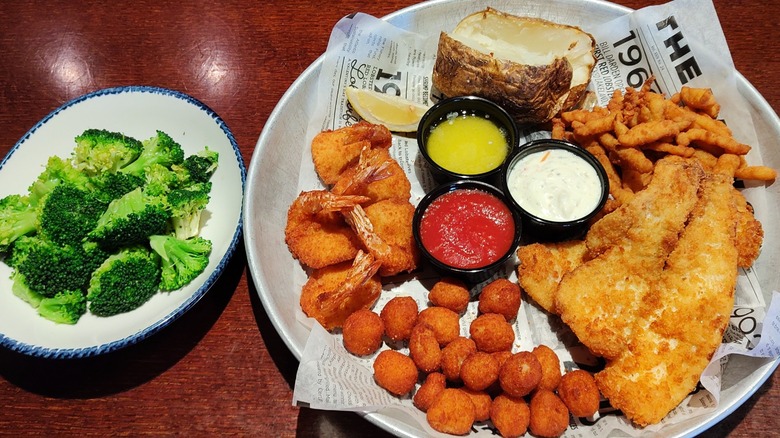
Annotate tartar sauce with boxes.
[506,148,602,222]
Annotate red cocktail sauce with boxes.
[419,188,515,270]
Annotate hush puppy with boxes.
[460,351,500,391]
[409,323,442,373]
[342,309,384,356]
[417,306,461,346]
[413,372,447,412]
[426,388,476,435]
[380,296,419,342]
[531,344,562,391]
[429,277,471,314]
[478,278,521,321]
[490,394,530,438]
[373,350,418,396]
[529,389,570,437]
[558,369,600,418]
[469,313,515,353]
[440,337,477,382]
[499,351,542,398]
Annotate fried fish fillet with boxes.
[596,171,738,426]
[555,156,704,360]
[516,240,588,314]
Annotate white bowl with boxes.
[0,86,245,359]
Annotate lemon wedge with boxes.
[345,87,429,133]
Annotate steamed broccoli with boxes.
[149,234,212,291]
[90,171,145,204]
[10,235,108,298]
[39,183,106,245]
[27,156,91,204]
[172,147,219,185]
[73,129,143,175]
[38,290,87,324]
[120,130,185,178]
[167,182,211,239]
[143,163,179,196]
[0,194,39,253]
[88,187,171,248]
[87,246,161,316]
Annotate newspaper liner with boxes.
[291,0,780,436]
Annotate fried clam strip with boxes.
[284,190,369,269]
[311,121,392,185]
[596,171,738,426]
[555,156,704,360]
[299,250,383,330]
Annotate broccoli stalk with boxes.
[73,129,143,175]
[88,187,171,248]
[120,130,185,178]
[87,246,161,317]
[149,234,212,291]
[38,290,87,324]
[167,182,211,240]
[0,194,39,253]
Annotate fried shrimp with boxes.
[345,201,419,277]
[300,251,382,330]
[311,121,392,185]
[332,146,411,203]
[285,190,369,269]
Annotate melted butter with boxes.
[426,113,508,175]
[507,148,602,222]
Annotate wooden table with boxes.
[0,1,777,436]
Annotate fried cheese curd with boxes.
[490,394,531,438]
[409,323,443,373]
[529,389,570,438]
[461,387,492,422]
[380,296,419,342]
[499,351,542,398]
[426,388,476,435]
[558,369,600,418]
[413,372,447,412]
[531,344,562,391]
[460,351,500,391]
[417,306,461,346]
[477,278,522,321]
[429,277,472,314]
[469,313,515,353]
[440,336,478,382]
[342,309,385,356]
[372,350,418,396]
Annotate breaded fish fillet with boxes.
[555,156,704,360]
[596,171,738,426]
[516,240,588,314]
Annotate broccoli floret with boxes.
[11,270,44,308]
[72,129,143,175]
[90,172,145,204]
[10,235,107,298]
[28,156,91,203]
[88,187,171,248]
[167,182,211,239]
[172,147,219,185]
[143,163,179,196]
[149,234,212,291]
[87,246,161,316]
[120,130,185,178]
[38,290,87,324]
[0,194,39,253]
[39,183,106,245]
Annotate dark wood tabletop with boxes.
[1,1,777,436]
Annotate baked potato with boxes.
[432,8,596,125]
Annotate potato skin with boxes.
[433,31,573,125]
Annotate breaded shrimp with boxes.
[299,250,382,330]
[285,190,369,269]
[332,146,411,203]
[344,201,419,277]
[311,121,392,185]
